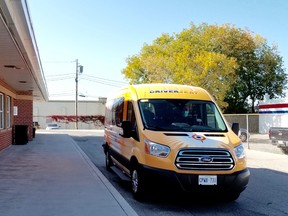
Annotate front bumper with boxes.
[141,165,250,194]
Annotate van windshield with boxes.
[139,99,227,132]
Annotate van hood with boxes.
[144,131,237,150]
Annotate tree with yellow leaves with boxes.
[122,23,287,112]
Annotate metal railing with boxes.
[224,114,288,155]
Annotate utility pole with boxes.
[75,59,83,129]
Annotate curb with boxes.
[71,138,138,216]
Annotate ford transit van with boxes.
[103,84,249,200]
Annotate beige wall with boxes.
[224,114,259,133]
[33,100,106,129]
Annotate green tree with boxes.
[122,23,287,112]
[224,36,287,113]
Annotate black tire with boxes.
[131,165,145,200]
[105,150,113,171]
[239,132,247,142]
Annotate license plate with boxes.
[198,175,217,185]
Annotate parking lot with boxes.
[244,133,286,155]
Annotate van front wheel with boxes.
[131,167,145,199]
[105,151,113,171]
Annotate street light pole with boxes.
[74,59,83,129]
[75,59,79,129]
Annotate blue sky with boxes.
[28,0,288,100]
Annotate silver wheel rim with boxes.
[240,134,247,142]
[106,153,110,167]
[132,170,138,193]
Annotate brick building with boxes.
[0,1,48,150]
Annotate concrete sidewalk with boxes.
[246,149,288,173]
[0,133,138,216]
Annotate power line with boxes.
[48,90,75,97]
[80,77,125,87]
[49,93,74,97]
[80,74,128,87]
[46,73,128,86]
[42,61,72,64]
[46,76,75,81]
[82,74,128,84]
[46,73,74,77]
[45,73,128,87]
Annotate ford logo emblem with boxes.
[200,157,213,162]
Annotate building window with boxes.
[0,94,3,129]
[6,96,11,128]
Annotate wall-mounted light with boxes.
[4,65,24,70]
[13,106,18,116]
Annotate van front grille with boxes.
[175,148,234,171]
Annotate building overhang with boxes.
[0,0,48,101]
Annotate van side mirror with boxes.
[231,123,240,136]
[121,121,132,138]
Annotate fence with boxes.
[224,114,288,155]
[34,113,287,155]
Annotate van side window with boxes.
[127,101,136,126]
[106,97,124,126]
[127,101,139,141]
[113,97,124,126]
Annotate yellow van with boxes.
[103,84,249,200]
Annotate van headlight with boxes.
[234,144,246,159]
[144,139,170,158]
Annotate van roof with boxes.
[126,84,213,101]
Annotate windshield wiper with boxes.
[144,125,166,131]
